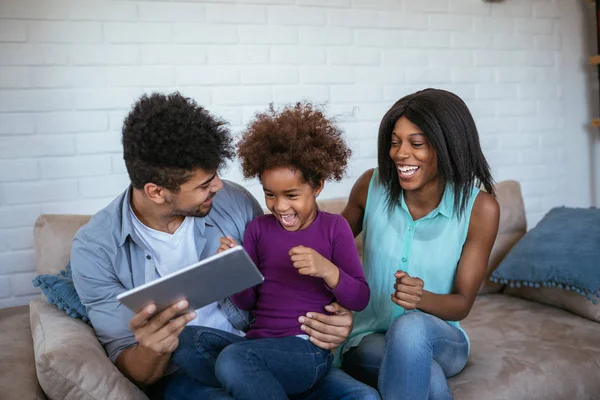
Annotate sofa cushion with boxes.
[29,299,147,400]
[490,207,600,301]
[450,294,600,400]
[0,305,46,400]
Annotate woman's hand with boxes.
[391,270,424,310]
[217,236,237,253]
[299,302,353,350]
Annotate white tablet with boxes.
[116,246,264,314]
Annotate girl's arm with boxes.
[395,192,500,321]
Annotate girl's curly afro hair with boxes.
[237,102,352,188]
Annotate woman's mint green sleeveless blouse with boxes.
[341,168,480,356]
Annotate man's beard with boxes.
[170,193,215,218]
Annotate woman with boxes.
[340,88,500,400]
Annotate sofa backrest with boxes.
[33,180,526,294]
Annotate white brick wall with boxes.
[0,0,597,308]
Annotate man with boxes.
[71,92,379,399]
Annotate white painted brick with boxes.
[357,139,377,158]
[30,67,72,88]
[403,31,450,48]
[177,66,240,86]
[108,110,129,132]
[491,3,532,18]
[206,4,266,24]
[496,100,536,117]
[41,197,113,215]
[515,19,554,35]
[209,46,269,64]
[139,2,206,22]
[473,17,515,34]
[465,100,496,118]
[338,121,379,140]
[453,68,493,83]
[495,67,536,83]
[519,117,563,132]
[4,180,78,204]
[406,0,449,13]
[406,68,452,84]
[299,27,353,45]
[493,35,534,51]
[429,15,472,32]
[272,85,330,104]
[0,205,41,229]
[433,84,477,101]
[383,84,430,102]
[536,99,562,117]
[350,0,401,9]
[0,20,27,42]
[142,45,207,65]
[533,1,559,19]
[477,133,499,151]
[34,111,107,134]
[171,88,211,109]
[299,66,354,84]
[0,0,68,20]
[475,51,554,67]
[11,272,39,296]
[79,174,131,198]
[6,227,34,251]
[429,49,472,67]
[71,45,140,66]
[0,67,31,88]
[106,66,175,87]
[72,88,144,110]
[521,178,560,196]
[539,132,562,147]
[211,108,244,127]
[112,155,127,175]
[105,23,173,44]
[239,26,297,44]
[483,149,519,167]
[0,114,35,135]
[379,12,429,29]
[519,84,557,100]
[450,0,491,16]
[0,276,10,298]
[39,155,112,179]
[297,0,350,6]
[328,48,379,65]
[476,84,517,100]
[76,132,122,154]
[477,117,519,135]
[354,30,403,47]
[270,47,326,65]
[69,1,138,21]
[268,7,326,25]
[212,87,273,106]
[0,89,72,112]
[28,21,102,43]
[499,133,539,150]
[451,33,492,49]
[355,67,405,84]
[0,160,38,182]
[381,49,428,66]
[330,85,383,103]
[535,35,560,51]
[0,44,68,65]
[328,9,378,27]
[0,250,36,274]
[0,135,75,158]
[241,67,298,84]
[347,103,391,121]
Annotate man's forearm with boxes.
[115,345,171,386]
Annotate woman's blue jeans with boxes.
[342,312,468,400]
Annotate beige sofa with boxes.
[2,180,600,400]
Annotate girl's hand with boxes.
[217,236,237,254]
[392,270,424,310]
[289,246,340,288]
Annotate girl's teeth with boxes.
[281,214,296,226]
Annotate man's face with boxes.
[165,169,223,218]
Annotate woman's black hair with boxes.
[377,88,494,216]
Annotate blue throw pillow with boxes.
[490,207,600,304]
[32,262,90,324]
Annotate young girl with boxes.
[189,102,370,400]
[339,88,500,400]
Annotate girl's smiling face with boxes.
[260,167,323,232]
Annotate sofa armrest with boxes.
[29,299,147,400]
